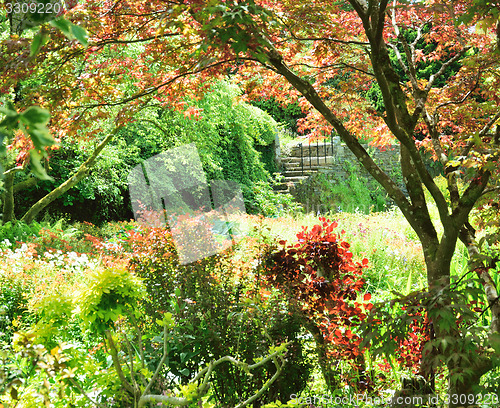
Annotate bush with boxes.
[263,217,372,391]
[15,80,280,224]
[251,97,306,133]
[252,176,303,217]
[127,225,312,406]
[293,165,389,214]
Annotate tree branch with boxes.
[260,44,446,244]
[481,186,500,197]
[13,176,37,194]
[453,170,491,230]
[424,47,470,94]
[76,59,236,109]
[94,32,181,47]
[20,126,122,223]
[285,34,369,47]
[138,343,290,408]
[141,319,169,397]
[460,111,500,158]
[2,165,25,177]
[105,330,135,395]
[68,378,107,408]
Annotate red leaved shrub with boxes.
[263,217,372,389]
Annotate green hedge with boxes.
[15,81,280,223]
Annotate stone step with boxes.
[290,143,341,156]
[282,175,309,183]
[282,170,317,177]
[282,156,336,165]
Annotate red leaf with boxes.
[312,224,322,235]
[362,258,368,266]
[363,293,371,301]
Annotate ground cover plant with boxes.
[1,198,498,406]
[1,0,500,405]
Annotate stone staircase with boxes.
[274,141,338,194]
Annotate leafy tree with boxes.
[12,81,278,223]
[251,97,306,133]
[1,0,499,401]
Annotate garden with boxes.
[1,1,500,407]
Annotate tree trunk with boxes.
[460,227,500,334]
[423,239,496,407]
[20,129,118,224]
[302,317,340,393]
[2,169,15,223]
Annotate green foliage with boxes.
[366,24,462,114]
[201,0,275,60]
[187,81,276,197]
[251,97,306,133]
[0,103,55,180]
[16,80,279,223]
[294,164,389,215]
[15,139,134,224]
[0,220,42,244]
[361,275,495,391]
[0,331,85,407]
[2,203,493,405]
[76,266,146,333]
[252,175,303,217]
[0,277,28,343]
[49,17,88,47]
[127,226,312,406]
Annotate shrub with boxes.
[263,217,372,391]
[294,166,389,215]
[0,221,42,247]
[76,265,146,334]
[252,176,303,217]
[127,225,312,406]
[251,97,306,133]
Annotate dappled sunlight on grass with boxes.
[231,209,428,297]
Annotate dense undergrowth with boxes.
[1,203,499,407]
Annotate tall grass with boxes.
[232,201,472,303]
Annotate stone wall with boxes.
[320,142,402,183]
[288,141,405,213]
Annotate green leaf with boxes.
[50,17,88,46]
[50,17,73,38]
[20,106,50,126]
[0,107,19,129]
[231,40,248,54]
[70,24,89,47]
[30,150,53,181]
[30,31,49,57]
[179,368,190,376]
[27,126,55,151]
[0,129,7,156]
